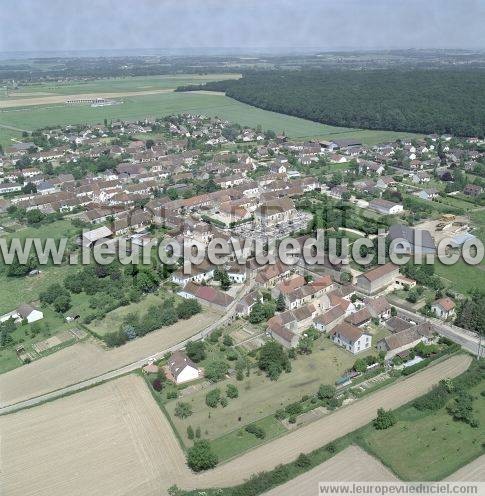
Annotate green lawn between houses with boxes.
[357,380,485,481]
[164,337,366,446]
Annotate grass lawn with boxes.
[209,415,288,462]
[87,291,179,336]
[357,382,485,480]
[164,338,359,442]
[435,258,485,294]
[4,219,80,241]
[0,126,23,148]
[0,91,421,145]
[0,264,76,314]
[0,305,76,374]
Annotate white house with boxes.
[330,322,372,354]
[167,351,201,384]
[431,297,456,320]
[0,304,44,324]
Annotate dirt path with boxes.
[1,355,470,496]
[0,89,179,108]
[0,310,219,407]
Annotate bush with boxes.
[245,424,266,439]
[206,388,221,408]
[374,408,397,430]
[152,378,164,392]
[104,330,128,347]
[187,425,194,440]
[186,440,218,472]
[166,389,178,399]
[413,383,450,411]
[220,396,228,408]
[285,402,303,416]
[174,402,192,419]
[317,384,336,400]
[295,453,311,468]
[223,334,234,346]
[226,384,239,399]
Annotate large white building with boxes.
[331,322,371,354]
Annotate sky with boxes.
[1,0,485,54]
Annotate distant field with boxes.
[0,91,421,147]
[0,73,241,100]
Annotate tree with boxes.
[204,361,228,382]
[22,182,37,194]
[353,358,368,373]
[64,273,83,293]
[226,384,239,399]
[187,425,194,440]
[205,388,221,408]
[276,293,286,312]
[249,302,275,324]
[258,341,291,380]
[185,341,206,362]
[214,268,231,291]
[374,408,397,430]
[25,209,45,225]
[176,299,201,319]
[186,440,218,472]
[317,384,336,400]
[53,294,72,313]
[222,334,234,347]
[174,402,192,419]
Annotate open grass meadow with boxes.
[87,291,179,336]
[209,415,288,462]
[164,337,359,445]
[356,381,485,481]
[0,90,422,147]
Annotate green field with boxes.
[164,338,359,443]
[0,73,241,99]
[0,90,422,148]
[209,415,288,461]
[358,381,485,480]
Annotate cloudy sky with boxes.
[1,0,484,54]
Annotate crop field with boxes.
[0,90,421,148]
[263,446,398,496]
[358,381,485,481]
[0,374,187,496]
[164,339,365,443]
[0,355,471,496]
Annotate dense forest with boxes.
[177,69,485,136]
